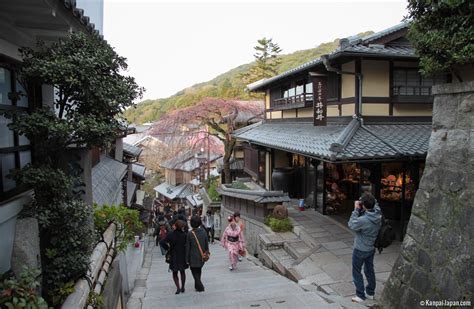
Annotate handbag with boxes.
[165,250,171,264]
[238,248,246,257]
[191,230,210,262]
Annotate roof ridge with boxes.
[361,21,409,44]
[360,125,404,155]
[329,118,360,153]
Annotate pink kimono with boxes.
[221,224,245,269]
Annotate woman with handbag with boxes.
[160,219,188,294]
[221,216,245,271]
[186,215,210,292]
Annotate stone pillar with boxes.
[382,82,474,307]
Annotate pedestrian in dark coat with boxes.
[160,219,188,294]
[186,215,209,292]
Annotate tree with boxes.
[3,32,143,304]
[241,37,282,84]
[154,98,264,184]
[407,0,473,79]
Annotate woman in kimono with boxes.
[221,216,245,271]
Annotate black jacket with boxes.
[160,229,188,271]
[186,227,209,268]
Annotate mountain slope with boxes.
[124,31,373,124]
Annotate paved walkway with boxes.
[127,242,338,309]
[287,203,400,303]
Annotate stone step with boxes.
[131,244,331,309]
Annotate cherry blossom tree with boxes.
[151,98,264,184]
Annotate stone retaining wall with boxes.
[382,82,474,307]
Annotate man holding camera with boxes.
[348,192,382,303]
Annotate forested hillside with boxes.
[124,31,373,124]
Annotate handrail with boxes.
[272,93,313,107]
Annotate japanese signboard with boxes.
[311,73,327,126]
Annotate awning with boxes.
[154,182,193,200]
[186,193,204,207]
[234,119,431,162]
[123,142,142,158]
[132,163,146,180]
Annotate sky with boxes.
[103,0,408,101]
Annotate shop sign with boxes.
[311,73,327,126]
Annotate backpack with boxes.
[374,213,395,254]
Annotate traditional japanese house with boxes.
[0,0,103,273]
[154,150,222,211]
[235,22,456,238]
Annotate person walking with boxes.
[221,216,245,271]
[160,219,188,294]
[186,216,209,292]
[154,215,171,255]
[202,210,215,244]
[233,212,246,261]
[347,193,382,303]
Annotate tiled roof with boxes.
[92,156,127,206]
[154,182,193,200]
[235,121,431,161]
[216,157,244,171]
[132,163,146,178]
[123,143,142,158]
[342,45,415,57]
[235,122,345,159]
[217,186,290,204]
[62,0,102,38]
[161,151,222,172]
[248,23,414,91]
[361,22,409,44]
[126,181,137,206]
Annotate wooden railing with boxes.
[272,93,313,109]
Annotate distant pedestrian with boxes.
[186,216,209,292]
[347,193,382,303]
[221,216,245,271]
[202,210,215,244]
[153,215,171,255]
[233,212,246,260]
[160,219,188,294]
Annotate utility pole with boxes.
[207,125,210,186]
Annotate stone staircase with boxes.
[257,209,378,308]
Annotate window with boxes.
[327,72,339,101]
[0,67,31,200]
[393,68,447,96]
[243,146,258,178]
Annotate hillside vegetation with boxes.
[124,31,373,124]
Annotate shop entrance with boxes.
[322,160,424,240]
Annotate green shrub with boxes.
[264,215,293,233]
[207,178,221,202]
[0,267,49,309]
[231,180,250,190]
[94,204,144,253]
[44,200,95,304]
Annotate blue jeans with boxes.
[352,248,375,299]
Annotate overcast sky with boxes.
[104,0,408,101]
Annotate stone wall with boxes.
[382,82,474,307]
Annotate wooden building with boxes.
[234,23,466,239]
